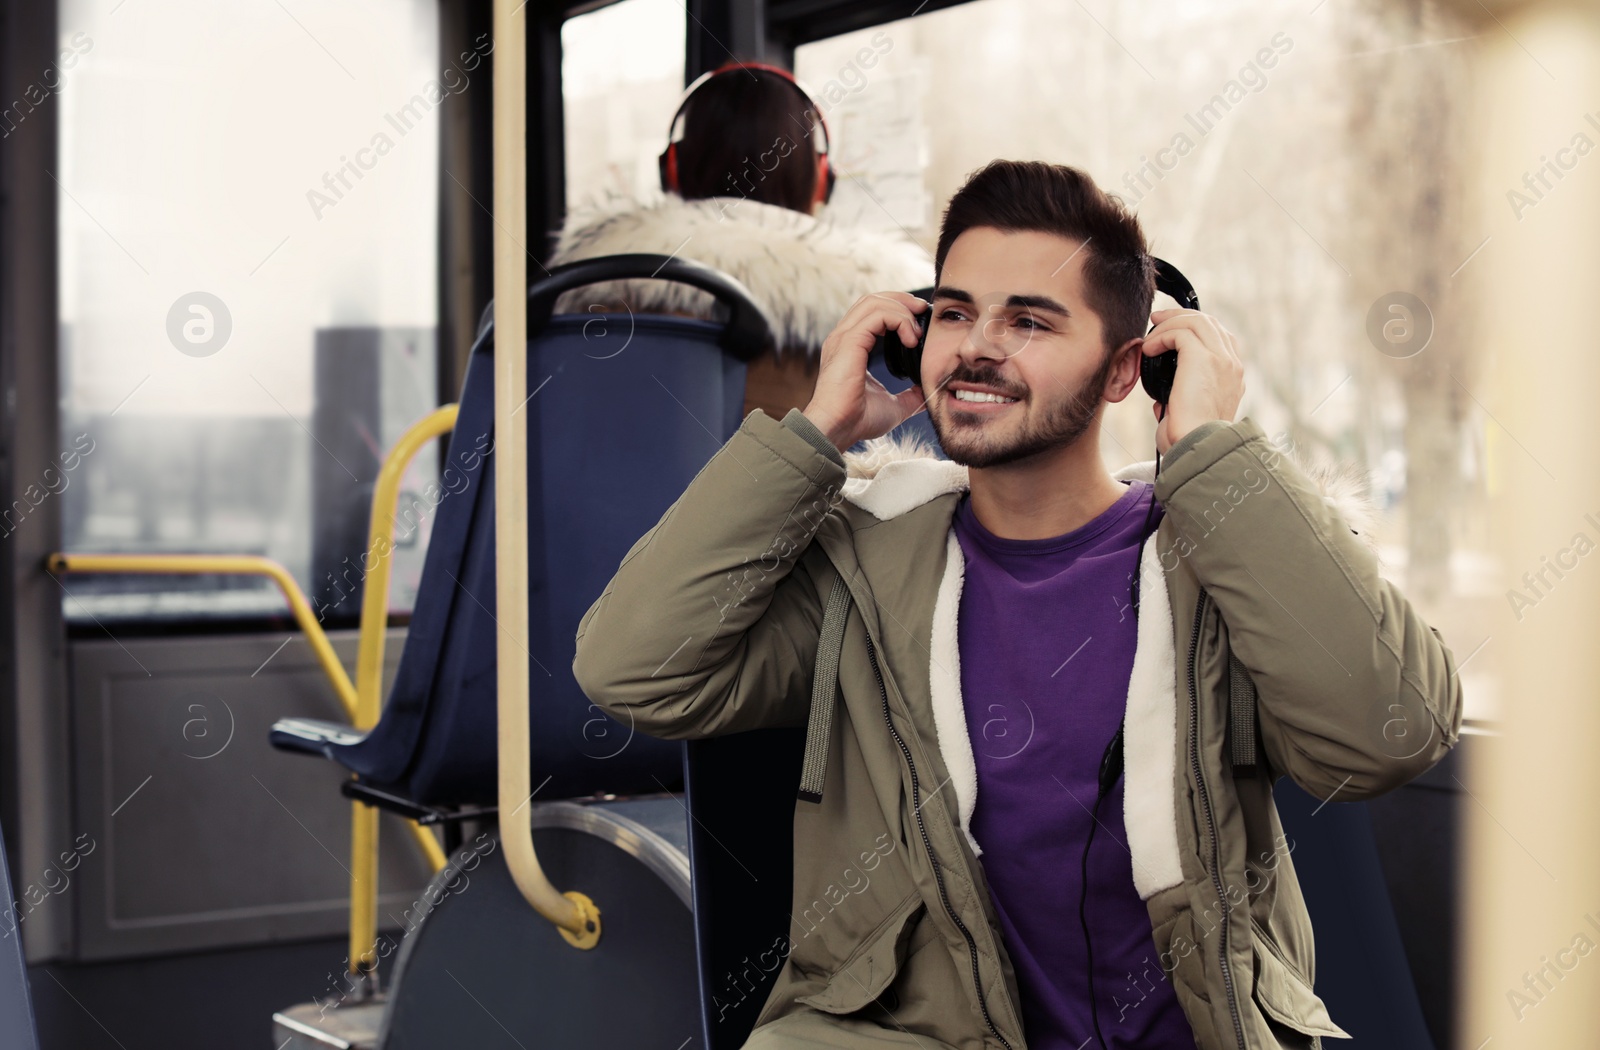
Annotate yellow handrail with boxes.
[492,0,600,948]
[347,403,458,972]
[47,553,359,718]
[48,403,463,973]
[45,552,447,823]
[356,405,459,728]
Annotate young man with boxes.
[573,160,1461,1050]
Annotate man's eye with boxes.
[937,309,967,323]
[1016,316,1045,330]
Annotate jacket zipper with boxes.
[865,632,1014,1050]
[1189,591,1246,1050]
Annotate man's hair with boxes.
[934,160,1156,353]
[674,68,820,214]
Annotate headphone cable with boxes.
[1082,421,1163,1050]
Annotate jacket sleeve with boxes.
[572,407,849,739]
[1152,417,1463,800]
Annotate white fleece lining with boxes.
[926,525,1184,889]
[834,430,1370,902]
[842,458,970,521]
[1124,534,1185,899]
[927,529,982,856]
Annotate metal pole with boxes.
[491,0,599,948]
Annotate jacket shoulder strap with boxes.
[799,572,853,803]
[1228,649,1259,777]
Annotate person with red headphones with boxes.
[548,60,932,421]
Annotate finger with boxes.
[838,293,917,334]
[887,309,922,348]
[828,302,919,361]
[1198,314,1237,364]
[1145,318,1235,367]
[1148,311,1218,342]
[1144,314,1209,351]
[851,295,921,327]
[864,290,930,318]
[1223,327,1242,365]
[1157,312,1238,368]
[1140,325,1206,357]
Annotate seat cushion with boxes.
[270,717,369,758]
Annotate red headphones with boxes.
[657,61,835,209]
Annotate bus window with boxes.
[562,0,686,211]
[797,0,1493,730]
[57,0,443,625]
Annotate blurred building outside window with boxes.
[57,0,445,624]
[561,0,686,212]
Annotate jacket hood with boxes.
[838,425,1382,556]
[547,191,935,357]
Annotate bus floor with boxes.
[30,934,351,1050]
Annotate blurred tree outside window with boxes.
[799,0,1493,724]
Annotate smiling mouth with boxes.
[949,388,1021,410]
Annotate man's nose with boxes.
[979,305,1009,346]
[960,305,1015,361]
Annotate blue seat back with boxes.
[0,825,40,1050]
[684,730,803,1050]
[865,347,944,458]
[335,313,749,805]
[1274,779,1436,1048]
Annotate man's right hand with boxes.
[802,292,930,452]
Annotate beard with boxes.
[928,347,1122,469]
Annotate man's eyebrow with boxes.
[930,287,1071,317]
[1006,294,1071,316]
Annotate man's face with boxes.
[921,227,1140,469]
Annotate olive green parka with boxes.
[574,406,1462,1050]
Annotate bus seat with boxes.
[863,344,944,460]
[1274,778,1437,1050]
[270,254,774,810]
[683,729,806,1049]
[0,823,41,1050]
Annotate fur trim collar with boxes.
[547,191,934,358]
[840,428,1381,555]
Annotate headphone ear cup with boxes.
[658,144,677,194]
[818,157,835,204]
[881,310,927,383]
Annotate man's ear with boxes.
[1102,337,1146,404]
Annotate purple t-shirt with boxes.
[955,481,1197,1050]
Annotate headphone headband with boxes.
[659,61,835,207]
[666,62,830,154]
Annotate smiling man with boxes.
[574,159,1462,1049]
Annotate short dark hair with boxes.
[935,160,1156,352]
[673,67,821,214]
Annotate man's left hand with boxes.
[1142,308,1245,455]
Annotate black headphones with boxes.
[875,258,1200,408]
[657,62,836,208]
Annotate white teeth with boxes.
[953,389,1017,404]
